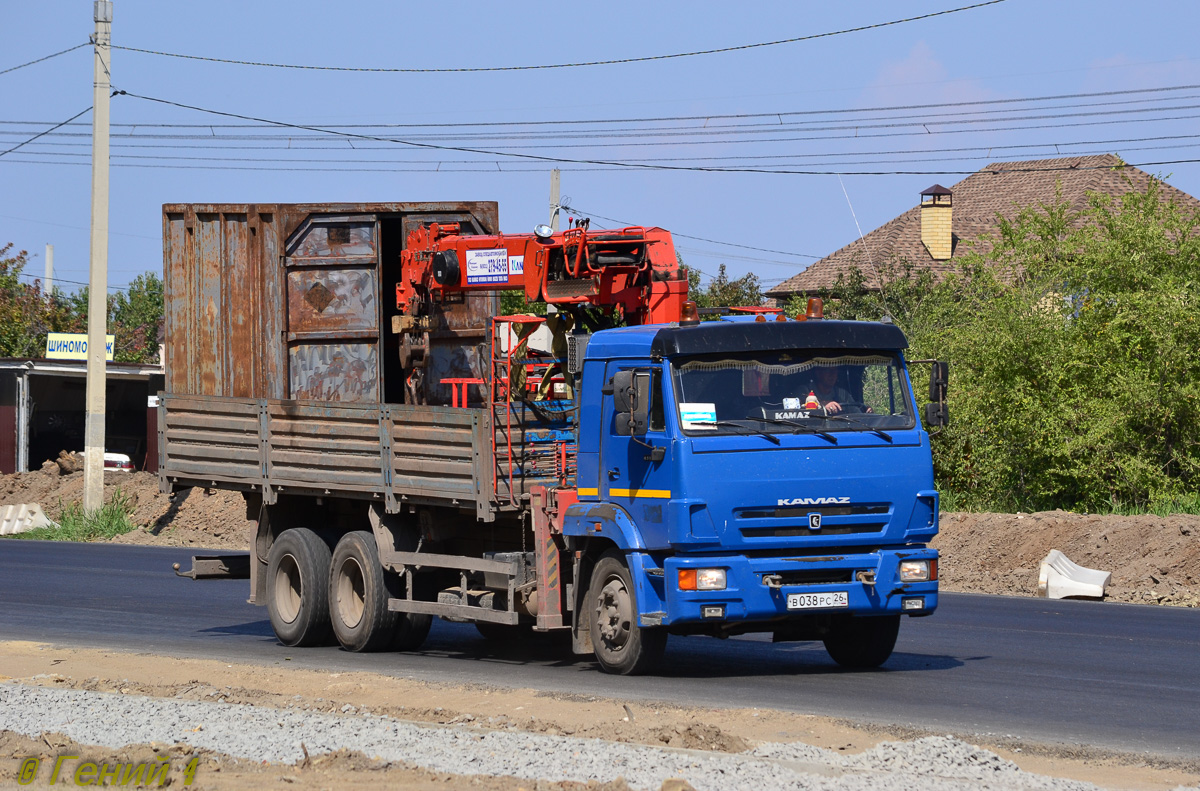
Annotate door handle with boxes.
[607,467,620,480]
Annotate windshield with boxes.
[672,351,916,435]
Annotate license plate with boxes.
[787,591,849,610]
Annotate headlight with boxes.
[678,568,727,591]
[899,560,932,582]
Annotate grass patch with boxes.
[1103,493,1200,518]
[11,488,137,541]
[939,489,1200,516]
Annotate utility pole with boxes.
[83,0,112,513]
[548,169,561,233]
[44,243,53,297]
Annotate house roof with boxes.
[766,154,1200,297]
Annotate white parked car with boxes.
[103,452,134,472]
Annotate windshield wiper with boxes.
[748,415,838,444]
[690,420,781,445]
[811,412,893,442]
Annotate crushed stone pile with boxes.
[0,684,1105,791]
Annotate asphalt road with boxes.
[2,540,1197,759]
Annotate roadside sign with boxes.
[45,332,114,361]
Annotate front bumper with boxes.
[651,548,939,627]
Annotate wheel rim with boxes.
[594,574,633,654]
[274,553,302,624]
[335,556,366,629]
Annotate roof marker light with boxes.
[680,301,700,327]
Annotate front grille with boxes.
[741,523,885,538]
[738,503,890,519]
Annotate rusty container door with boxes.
[163,206,284,400]
[284,214,381,402]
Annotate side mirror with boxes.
[611,370,651,436]
[928,361,949,402]
[924,360,949,428]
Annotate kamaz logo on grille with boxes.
[777,496,850,506]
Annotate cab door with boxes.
[599,362,673,547]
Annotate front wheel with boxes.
[823,614,900,668]
[587,552,666,675]
[267,528,333,647]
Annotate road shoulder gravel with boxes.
[0,641,1195,791]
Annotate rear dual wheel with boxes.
[329,530,431,652]
[267,528,333,647]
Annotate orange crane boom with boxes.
[396,221,688,326]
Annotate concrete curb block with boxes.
[1038,549,1111,599]
[0,503,54,535]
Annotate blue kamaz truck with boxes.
[163,203,944,675]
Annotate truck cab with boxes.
[561,314,940,673]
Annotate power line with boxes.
[0,106,91,158]
[9,129,1200,168]
[0,42,89,76]
[9,81,1200,132]
[0,212,162,242]
[562,204,819,260]
[15,108,1200,155]
[82,91,1200,175]
[8,146,1200,178]
[15,272,129,292]
[11,92,1200,143]
[109,2,1006,73]
[675,247,815,268]
[11,80,1200,134]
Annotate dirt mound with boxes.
[0,466,253,550]
[933,511,1200,606]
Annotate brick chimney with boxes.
[919,184,953,260]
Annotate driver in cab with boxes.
[811,366,857,415]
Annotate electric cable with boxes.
[109,2,1006,73]
[562,205,820,260]
[9,92,1200,142]
[75,92,1200,175]
[7,80,1200,132]
[0,42,90,76]
[12,107,1200,153]
[7,130,1200,168]
[0,106,91,158]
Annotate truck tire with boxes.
[587,552,667,675]
[267,528,333,647]
[822,614,901,669]
[329,531,403,653]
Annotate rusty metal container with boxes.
[162,202,499,404]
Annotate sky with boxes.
[2,0,1199,297]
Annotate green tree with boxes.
[0,244,82,357]
[58,272,164,364]
[687,264,762,310]
[110,272,164,363]
[915,177,1200,512]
